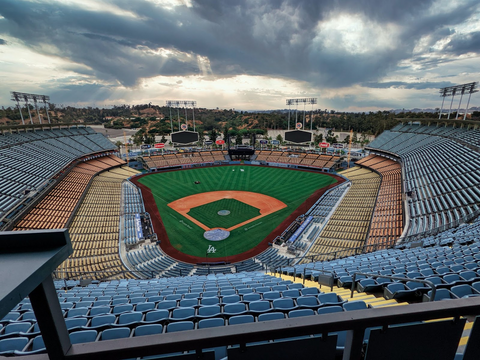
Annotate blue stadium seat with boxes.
[134,324,163,337]
[248,301,272,315]
[70,330,97,344]
[166,321,194,333]
[229,315,254,325]
[100,327,131,340]
[0,337,29,355]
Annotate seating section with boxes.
[121,181,146,247]
[0,127,116,221]
[303,167,380,261]
[356,155,403,249]
[368,126,480,238]
[126,244,288,278]
[255,151,340,170]
[57,166,139,279]
[143,151,227,169]
[0,271,365,357]
[391,123,480,150]
[13,156,125,230]
[286,217,480,297]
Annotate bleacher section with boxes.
[57,166,139,280]
[255,151,340,171]
[302,167,380,261]
[0,127,116,223]
[12,156,125,231]
[356,155,403,249]
[143,151,227,170]
[368,125,480,240]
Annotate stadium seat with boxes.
[318,293,345,306]
[0,337,29,355]
[143,309,169,324]
[14,335,45,355]
[229,315,254,325]
[100,327,131,340]
[133,324,163,337]
[223,303,247,317]
[166,321,194,333]
[70,330,97,344]
[248,301,272,315]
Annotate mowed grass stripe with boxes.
[138,166,337,258]
[188,199,261,229]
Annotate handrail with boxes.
[23,296,480,360]
[53,270,155,281]
[350,272,436,301]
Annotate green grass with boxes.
[138,166,337,258]
[187,198,260,229]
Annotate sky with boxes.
[0,0,479,112]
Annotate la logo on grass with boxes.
[207,245,217,254]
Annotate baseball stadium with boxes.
[2,116,480,360]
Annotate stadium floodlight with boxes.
[166,100,198,132]
[438,82,478,120]
[285,98,318,130]
[10,91,51,125]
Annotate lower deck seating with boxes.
[57,166,139,280]
[303,167,380,261]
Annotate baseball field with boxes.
[134,165,338,262]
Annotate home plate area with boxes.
[203,228,230,241]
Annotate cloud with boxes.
[0,38,5,45]
[0,0,479,110]
[445,31,480,55]
[361,81,454,90]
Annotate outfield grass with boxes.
[138,166,337,258]
[187,199,260,229]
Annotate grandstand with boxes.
[2,121,480,359]
[367,123,480,240]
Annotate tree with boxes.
[276,134,283,144]
[326,129,336,144]
[314,133,323,144]
[161,135,167,143]
[235,133,243,145]
[223,125,229,143]
[209,129,218,142]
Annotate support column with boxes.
[16,100,25,125]
[33,97,42,124]
[438,96,445,119]
[24,97,34,124]
[43,102,51,124]
[193,106,195,132]
[447,90,456,120]
[30,276,71,359]
[287,104,291,131]
[463,92,473,120]
[456,90,465,120]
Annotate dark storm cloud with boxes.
[0,38,6,45]
[0,0,479,91]
[445,31,480,55]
